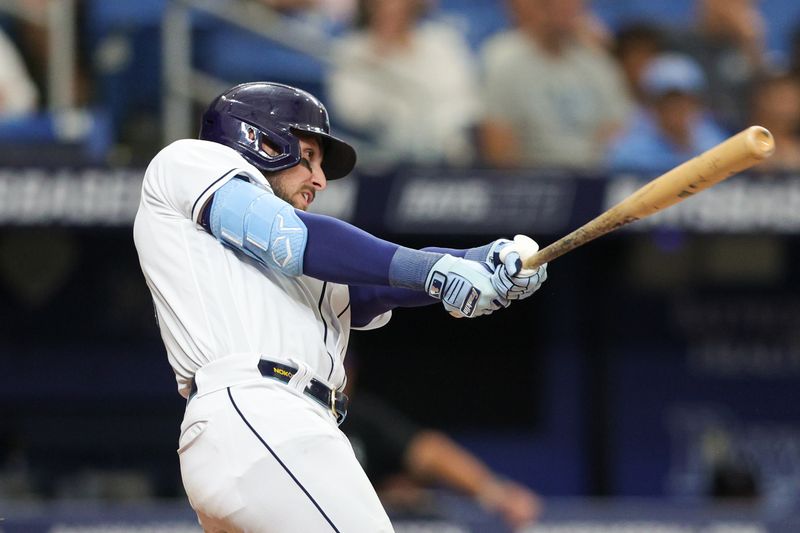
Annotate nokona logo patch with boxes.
[461,287,480,316]
[274,367,294,378]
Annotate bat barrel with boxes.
[521,126,775,270]
[745,126,775,159]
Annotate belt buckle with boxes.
[329,388,339,422]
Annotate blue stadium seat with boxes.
[193,24,327,98]
[84,0,166,31]
[83,1,167,137]
[436,0,510,51]
[0,109,113,164]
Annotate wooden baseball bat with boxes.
[522,125,775,270]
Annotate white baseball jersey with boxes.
[133,139,391,397]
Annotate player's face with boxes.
[265,135,327,211]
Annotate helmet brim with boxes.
[293,127,356,180]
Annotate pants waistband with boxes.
[189,355,348,425]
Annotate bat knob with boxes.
[747,126,775,159]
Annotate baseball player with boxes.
[133,81,547,532]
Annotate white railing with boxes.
[161,0,433,147]
[161,0,333,143]
[0,0,77,111]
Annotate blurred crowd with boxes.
[321,0,800,173]
[0,0,800,172]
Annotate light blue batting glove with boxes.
[425,254,509,318]
[490,235,548,301]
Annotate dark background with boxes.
[2,198,798,502]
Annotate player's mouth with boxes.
[299,190,314,208]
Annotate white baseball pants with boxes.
[177,354,394,532]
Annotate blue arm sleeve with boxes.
[349,285,435,328]
[297,211,397,285]
[297,210,441,289]
[423,244,494,261]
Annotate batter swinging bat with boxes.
[521,125,775,270]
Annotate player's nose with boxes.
[312,167,327,190]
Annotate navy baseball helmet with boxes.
[199,82,356,180]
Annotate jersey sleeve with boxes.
[351,310,392,331]
[140,139,270,224]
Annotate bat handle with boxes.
[521,244,558,270]
[521,226,588,270]
[523,253,545,270]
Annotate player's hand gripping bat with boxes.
[520,126,776,270]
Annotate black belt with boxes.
[189,359,349,424]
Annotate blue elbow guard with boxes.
[209,179,308,277]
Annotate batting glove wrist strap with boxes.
[388,247,443,290]
[463,239,511,263]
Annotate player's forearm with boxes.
[203,179,513,322]
[405,430,497,497]
[299,210,441,288]
[345,243,497,325]
[349,285,436,327]
[423,244,495,261]
[203,178,445,288]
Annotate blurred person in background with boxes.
[342,355,542,531]
[746,72,800,171]
[478,0,631,170]
[790,25,800,79]
[0,26,38,118]
[255,0,356,25]
[606,53,728,173]
[325,0,482,166]
[666,0,768,132]
[8,0,91,108]
[612,22,666,105]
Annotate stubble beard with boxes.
[264,173,303,210]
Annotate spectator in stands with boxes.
[606,53,728,173]
[613,22,666,105]
[325,0,482,166]
[342,355,542,530]
[0,27,38,118]
[747,73,800,172]
[478,0,631,170]
[665,0,767,132]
